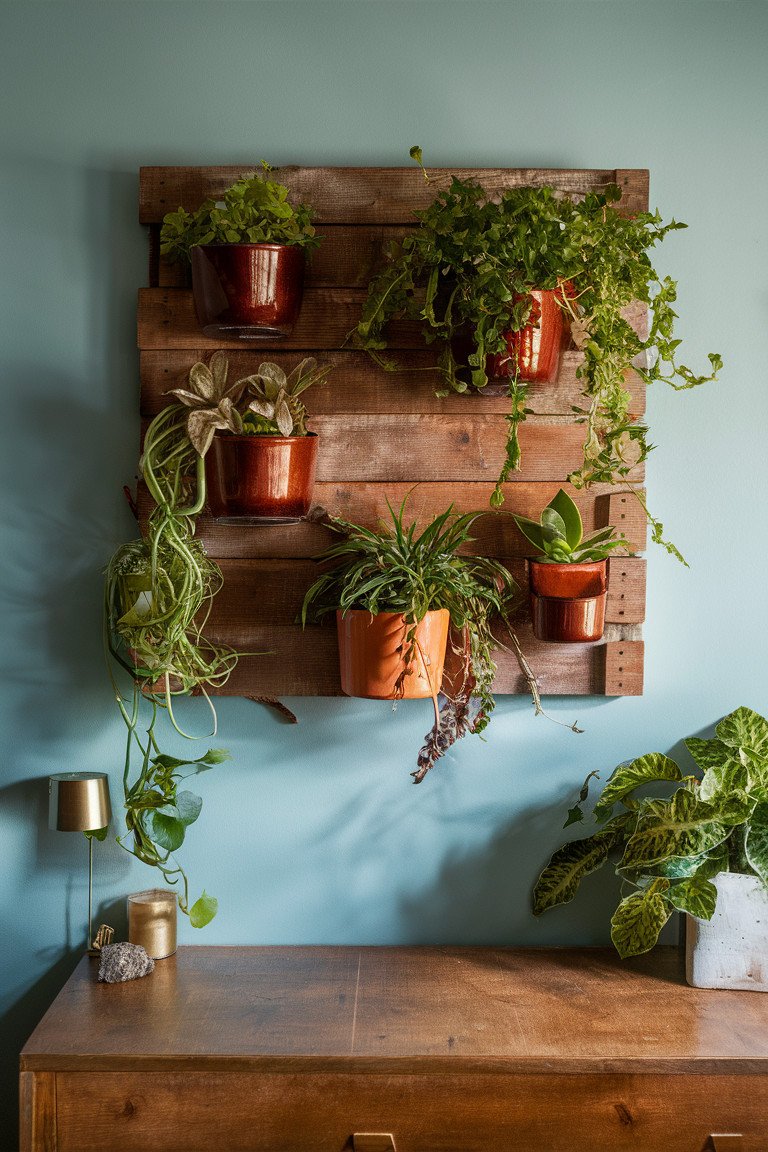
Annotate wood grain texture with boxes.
[53,1070,768,1152]
[19,1071,56,1152]
[136,481,648,559]
[139,166,649,224]
[604,639,645,696]
[140,348,646,417]
[137,287,648,351]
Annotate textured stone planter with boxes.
[686,872,768,991]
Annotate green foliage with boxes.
[512,487,629,563]
[301,497,520,777]
[104,359,253,921]
[168,351,328,450]
[532,706,768,958]
[355,149,721,549]
[160,165,319,263]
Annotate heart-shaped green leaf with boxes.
[189,890,218,928]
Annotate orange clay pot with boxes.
[206,433,318,522]
[336,609,450,699]
[528,560,608,643]
[486,288,567,383]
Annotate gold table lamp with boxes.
[49,772,111,953]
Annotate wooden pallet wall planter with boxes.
[138,166,648,698]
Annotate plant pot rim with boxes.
[529,558,607,570]
[191,241,304,252]
[213,431,318,444]
[337,607,448,618]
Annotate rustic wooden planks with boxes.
[137,165,649,697]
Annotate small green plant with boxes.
[160,164,319,264]
[512,488,630,564]
[167,351,328,452]
[533,706,768,958]
[301,498,520,782]
[355,149,721,556]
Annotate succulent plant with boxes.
[513,488,629,564]
[166,352,328,453]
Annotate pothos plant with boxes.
[301,497,577,782]
[355,148,721,558]
[533,706,768,958]
[160,163,319,264]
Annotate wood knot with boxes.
[614,1102,633,1126]
[457,431,470,445]
[120,1099,136,1118]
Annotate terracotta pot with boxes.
[190,243,305,339]
[487,288,566,383]
[336,609,450,699]
[528,560,607,643]
[206,433,318,522]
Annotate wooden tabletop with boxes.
[20,946,768,1075]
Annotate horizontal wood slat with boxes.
[140,349,646,417]
[136,482,648,558]
[140,166,650,225]
[194,622,643,699]
[199,557,644,628]
[138,288,648,351]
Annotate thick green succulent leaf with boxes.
[150,810,186,852]
[532,825,626,914]
[548,488,583,549]
[621,789,729,870]
[189,890,218,929]
[610,880,672,958]
[666,876,718,920]
[593,752,683,822]
[716,706,768,758]
[745,800,768,885]
[513,514,546,553]
[541,507,568,545]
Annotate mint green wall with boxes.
[1,0,766,1135]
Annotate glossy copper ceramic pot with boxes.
[487,288,566,383]
[528,559,607,643]
[206,433,318,522]
[190,243,305,339]
[336,609,450,699]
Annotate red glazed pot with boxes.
[487,288,566,383]
[336,609,449,700]
[528,560,608,643]
[206,433,318,522]
[528,560,607,600]
[190,243,306,339]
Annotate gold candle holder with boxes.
[127,888,177,959]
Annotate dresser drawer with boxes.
[56,1070,765,1152]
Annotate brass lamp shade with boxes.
[49,773,111,833]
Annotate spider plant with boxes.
[301,498,520,781]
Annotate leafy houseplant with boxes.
[105,377,242,924]
[513,489,629,642]
[533,706,768,971]
[355,149,721,552]
[160,165,320,339]
[301,499,520,782]
[169,351,329,520]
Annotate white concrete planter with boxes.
[686,872,768,991]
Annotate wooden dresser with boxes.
[20,946,768,1151]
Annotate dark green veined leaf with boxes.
[533,823,627,914]
[688,738,749,802]
[666,875,717,920]
[189,890,218,928]
[150,810,186,853]
[610,879,672,958]
[745,800,768,885]
[593,753,683,822]
[621,789,729,870]
[713,788,755,825]
[716,706,768,758]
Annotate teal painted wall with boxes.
[1,0,766,1136]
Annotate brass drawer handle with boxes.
[353,1136,397,1152]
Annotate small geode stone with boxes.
[98,942,155,983]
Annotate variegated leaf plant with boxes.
[532,706,768,958]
